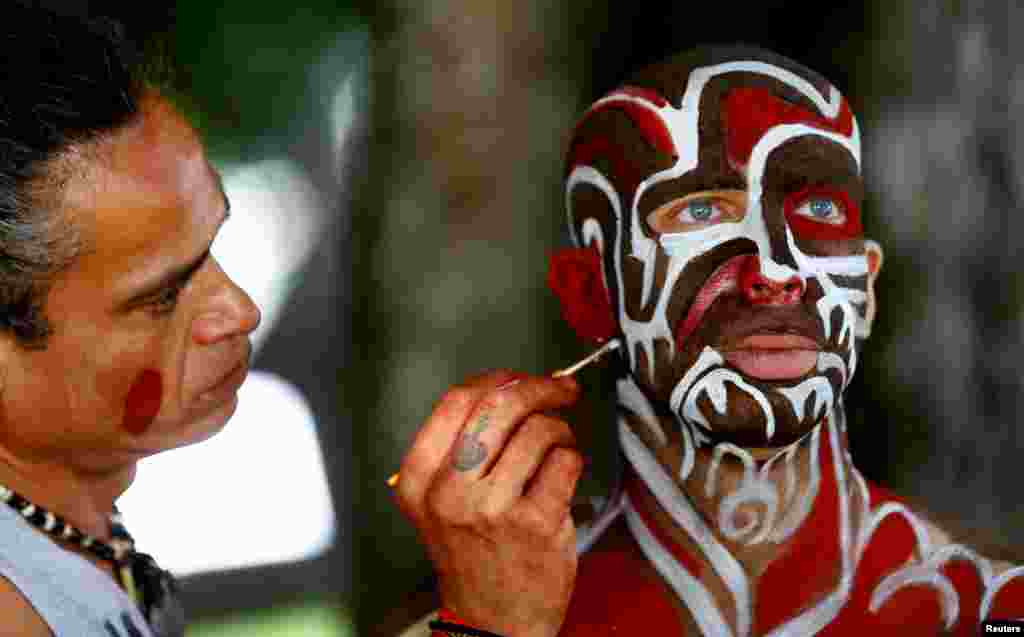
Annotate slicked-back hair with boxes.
[0,3,171,349]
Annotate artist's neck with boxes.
[0,446,135,541]
[617,392,859,578]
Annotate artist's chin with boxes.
[131,394,239,458]
[161,361,250,450]
[176,393,240,449]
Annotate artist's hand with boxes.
[394,370,584,637]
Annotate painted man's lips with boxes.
[721,334,819,380]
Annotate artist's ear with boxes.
[863,240,884,337]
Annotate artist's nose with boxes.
[191,259,262,345]
[740,255,804,305]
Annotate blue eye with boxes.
[686,201,715,221]
[809,199,834,218]
[795,196,846,226]
[646,191,745,234]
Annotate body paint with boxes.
[122,369,162,435]
[610,402,1024,636]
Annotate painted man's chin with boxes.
[722,349,818,380]
[694,413,811,449]
[685,368,832,448]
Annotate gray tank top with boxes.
[0,502,154,636]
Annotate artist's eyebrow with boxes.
[123,249,209,307]
[120,206,230,310]
[213,168,232,217]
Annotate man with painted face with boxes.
[396,45,1024,636]
[0,6,259,636]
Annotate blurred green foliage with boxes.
[171,1,360,160]
[187,602,353,637]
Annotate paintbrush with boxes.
[386,338,621,488]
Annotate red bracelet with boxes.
[430,607,464,636]
[429,608,505,637]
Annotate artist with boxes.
[394,45,1024,636]
[0,5,259,637]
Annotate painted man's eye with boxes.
[809,199,833,217]
[783,186,862,240]
[646,190,746,234]
[795,197,846,226]
[682,200,719,223]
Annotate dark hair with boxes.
[0,4,171,349]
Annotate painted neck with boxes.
[616,377,858,575]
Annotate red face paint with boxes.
[783,185,863,240]
[566,86,677,200]
[723,86,855,169]
[122,369,162,435]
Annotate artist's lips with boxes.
[720,334,819,380]
[198,358,249,403]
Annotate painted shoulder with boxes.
[848,478,1024,632]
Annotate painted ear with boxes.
[547,244,617,344]
[863,240,884,337]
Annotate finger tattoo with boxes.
[453,412,491,471]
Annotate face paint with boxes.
[122,369,162,435]
[566,56,867,449]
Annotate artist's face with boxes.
[0,94,260,470]
[567,58,882,448]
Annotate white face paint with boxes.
[566,59,869,449]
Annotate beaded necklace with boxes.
[0,483,186,637]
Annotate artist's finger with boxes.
[521,446,584,529]
[395,369,523,520]
[443,375,579,482]
[486,414,576,511]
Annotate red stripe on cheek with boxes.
[123,369,162,435]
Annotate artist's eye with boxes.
[794,197,846,226]
[149,285,183,317]
[647,190,746,233]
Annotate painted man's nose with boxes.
[739,255,804,305]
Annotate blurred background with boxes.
[31,0,1024,635]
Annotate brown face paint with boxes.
[122,369,162,435]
